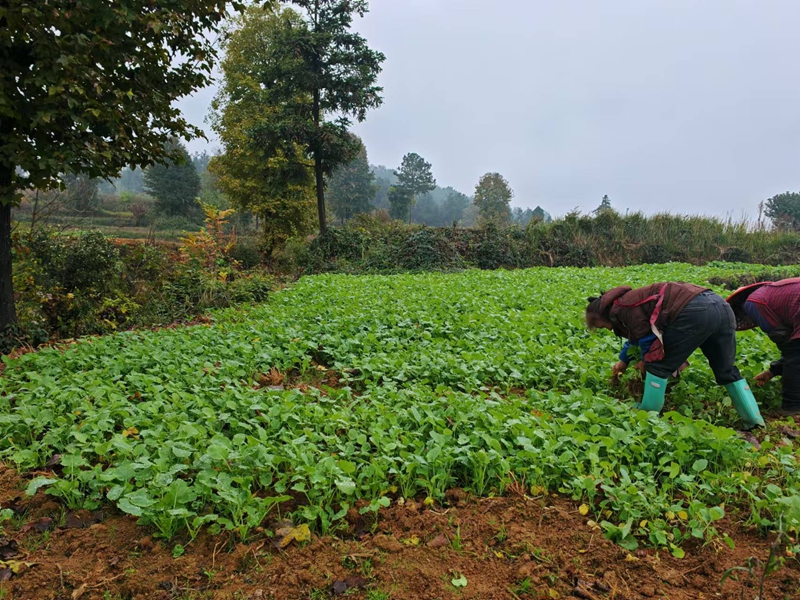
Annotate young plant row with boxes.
[1,263,798,551]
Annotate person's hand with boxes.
[612,361,629,377]
[634,361,646,375]
[754,371,774,387]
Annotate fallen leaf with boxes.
[2,560,33,575]
[65,511,103,529]
[0,569,11,582]
[740,431,761,449]
[426,533,448,549]
[403,535,420,546]
[624,553,639,563]
[778,426,800,439]
[331,575,367,595]
[66,513,87,529]
[72,583,87,599]
[451,574,468,588]
[0,539,18,560]
[21,517,54,534]
[578,504,589,516]
[275,523,311,549]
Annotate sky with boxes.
[177,0,800,219]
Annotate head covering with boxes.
[726,282,769,331]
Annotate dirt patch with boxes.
[1,466,798,600]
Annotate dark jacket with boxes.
[601,282,708,343]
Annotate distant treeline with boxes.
[282,210,800,274]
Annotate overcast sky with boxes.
[177,0,800,218]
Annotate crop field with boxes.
[2,263,799,599]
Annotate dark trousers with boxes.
[775,340,800,410]
[647,291,741,385]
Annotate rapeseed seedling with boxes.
[0,263,798,554]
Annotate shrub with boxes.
[8,228,277,352]
[397,228,461,271]
[229,237,263,269]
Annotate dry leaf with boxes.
[276,523,311,549]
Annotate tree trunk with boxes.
[0,162,17,330]
[313,88,326,235]
[315,154,326,235]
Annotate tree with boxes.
[62,174,100,214]
[328,138,376,223]
[765,192,800,230]
[249,0,385,236]
[410,193,442,226]
[531,206,552,223]
[143,141,201,216]
[474,173,513,226]
[209,6,317,252]
[372,176,393,211]
[441,190,471,225]
[0,1,234,328]
[388,186,415,222]
[594,194,613,214]
[117,168,144,194]
[192,151,213,174]
[393,153,436,221]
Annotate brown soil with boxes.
[2,467,798,600]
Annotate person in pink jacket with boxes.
[727,278,800,417]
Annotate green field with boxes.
[2,264,798,554]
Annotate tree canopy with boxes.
[765,191,800,230]
[209,6,317,252]
[396,153,437,199]
[328,137,376,223]
[248,0,385,234]
[0,0,235,327]
[474,173,513,226]
[594,194,613,214]
[143,141,201,216]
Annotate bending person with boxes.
[727,278,800,417]
[586,282,765,430]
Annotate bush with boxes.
[397,228,461,271]
[229,237,263,269]
[8,228,277,352]
[281,211,800,276]
[28,230,121,292]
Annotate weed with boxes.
[451,525,463,552]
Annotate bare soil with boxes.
[1,466,798,600]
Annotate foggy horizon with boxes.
[177,0,800,219]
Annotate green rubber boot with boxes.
[725,380,766,430]
[637,372,668,412]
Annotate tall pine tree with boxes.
[391,153,436,222]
